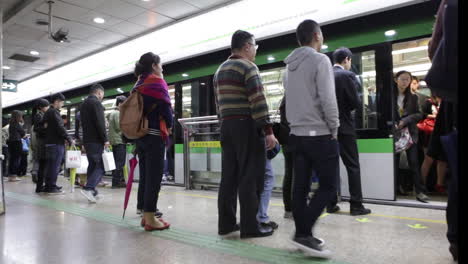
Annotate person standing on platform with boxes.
[108,95,127,188]
[43,93,73,194]
[284,19,339,258]
[80,84,109,203]
[32,99,50,193]
[326,47,371,216]
[214,30,277,238]
[7,110,26,182]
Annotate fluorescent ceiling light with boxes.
[321,45,329,50]
[116,88,124,93]
[385,30,397,37]
[93,17,105,24]
[30,50,40,56]
[392,46,428,55]
[182,73,189,77]
[267,56,275,61]
[393,63,431,73]
[5,0,421,108]
[2,66,11,70]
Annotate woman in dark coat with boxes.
[393,70,428,203]
[7,110,26,182]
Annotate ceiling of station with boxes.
[2,0,236,82]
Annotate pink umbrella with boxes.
[122,155,138,219]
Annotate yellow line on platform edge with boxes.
[161,191,446,224]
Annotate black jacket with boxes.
[33,112,47,139]
[80,95,107,144]
[394,92,424,144]
[333,66,361,135]
[8,122,25,142]
[44,106,72,145]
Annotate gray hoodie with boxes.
[283,46,339,137]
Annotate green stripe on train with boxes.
[176,139,392,154]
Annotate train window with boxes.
[168,85,175,109]
[350,50,377,130]
[260,67,286,116]
[182,83,192,118]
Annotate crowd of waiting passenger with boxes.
[1,0,458,259]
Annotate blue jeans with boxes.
[84,143,104,192]
[257,159,275,223]
[44,144,65,189]
[290,135,339,237]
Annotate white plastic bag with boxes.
[65,148,81,169]
[102,150,116,171]
[76,155,89,174]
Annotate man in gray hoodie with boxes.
[284,19,339,259]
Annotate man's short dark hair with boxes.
[296,19,321,46]
[231,30,254,51]
[51,93,65,103]
[333,47,353,64]
[115,95,127,106]
[90,83,104,94]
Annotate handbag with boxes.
[417,118,435,134]
[65,147,81,168]
[102,148,116,171]
[394,127,413,153]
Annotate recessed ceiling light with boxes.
[385,30,396,37]
[93,17,105,24]
[267,56,275,61]
[142,0,150,2]
[321,44,328,50]
[2,66,11,70]
[30,50,40,56]
[182,73,189,77]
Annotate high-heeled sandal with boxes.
[144,222,170,231]
[141,218,171,229]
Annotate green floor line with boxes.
[6,191,348,264]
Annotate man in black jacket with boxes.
[327,47,371,216]
[80,84,109,203]
[43,93,74,194]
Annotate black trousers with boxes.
[282,145,293,212]
[291,135,339,237]
[7,140,22,176]
[19,151,28,176]
[36,158,47,189]
[395,143,426,194]
[136,135,165,212]
[112,144,126,185]
[329,134,364,207]
[218,119,266,234]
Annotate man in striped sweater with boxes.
[214,30,277,239]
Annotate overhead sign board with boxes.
[3,0,426,107]
[2,79,18,92]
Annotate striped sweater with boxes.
[214,55,272,134]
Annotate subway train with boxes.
[3,1,445,209]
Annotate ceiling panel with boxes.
[95,0,147,20]
[153,1,200,19]
[184,0,232,8]
[60,0,109,10]
[85,30,128,45]
[35,1,91,21]
[58,20,103,39]
[121,0,171,9]
[127,11,174,28]
[5,24,47,41]
[107,21,148,37]
[3,34,37,48]
[75,10,124,29]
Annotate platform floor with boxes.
[0,175,455,264]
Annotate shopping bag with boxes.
[394,127,413,153]
[66,148,81,168]
[102,150,116,171]
[76,155,89,174]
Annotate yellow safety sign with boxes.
[189,141,221,148]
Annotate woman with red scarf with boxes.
[133,52,173,231]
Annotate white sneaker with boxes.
[80,189,97,203]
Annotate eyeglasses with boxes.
[247,42,259,50]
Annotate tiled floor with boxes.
[0,176,455,264]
